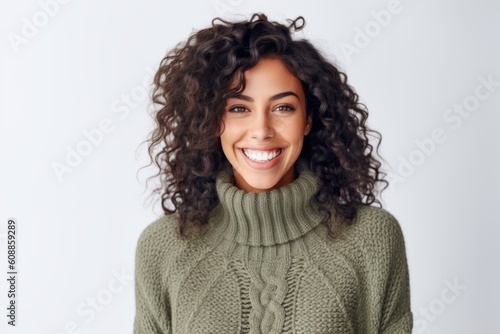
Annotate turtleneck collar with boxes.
[205,161,324,247]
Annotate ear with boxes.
[304,116,312,136]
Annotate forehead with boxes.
[229,57,304,98]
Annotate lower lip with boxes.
[240,149,284,170]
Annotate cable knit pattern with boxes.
[134,164,413,333]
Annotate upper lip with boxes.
[240,147,283,151]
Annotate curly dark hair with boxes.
[141,13,389,239]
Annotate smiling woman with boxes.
[135,13,413,334]
[220,57,311,193]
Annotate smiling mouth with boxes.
[242,148,282,162]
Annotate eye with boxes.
[273,104,295,112]
[227,105,248,113]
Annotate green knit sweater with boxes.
[134,165,413,333]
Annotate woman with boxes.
[134,13,413,333]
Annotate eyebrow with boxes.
[228,91,301,102]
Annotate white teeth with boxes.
[243,149,281,162]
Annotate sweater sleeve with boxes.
[378,213,413,334]
[133,221,172,334]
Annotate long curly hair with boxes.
[141,13,388,239]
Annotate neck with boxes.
[203,161,324,247]
[232,164,297,193]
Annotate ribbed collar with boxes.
[205,161,324,247]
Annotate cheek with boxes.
[220,120,242,140]
[219,125,236,154]
[287,119,309,140]
[301,114,311,135]
[218,118,226,137]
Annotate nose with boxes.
[249,111,274,140]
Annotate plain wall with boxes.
[1,0,499,333]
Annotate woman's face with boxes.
[220,57,311,193]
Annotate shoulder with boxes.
[354,205,404,237]
[342,205,408,257]
[137,215,177,248]
[135,214,187,267]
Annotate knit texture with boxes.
[134,165,413,333]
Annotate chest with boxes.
[168,254,363,334]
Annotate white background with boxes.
[1,0,499,333]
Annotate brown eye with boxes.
[274,104,295,112]
[228,105,248,113]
